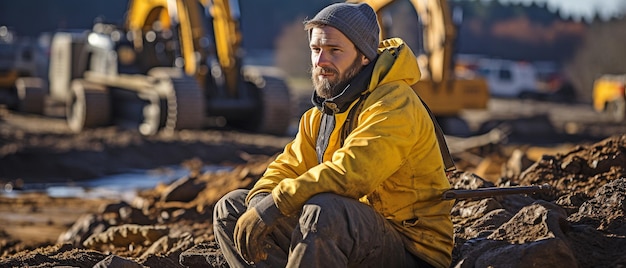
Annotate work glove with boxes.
[234,194,282,264]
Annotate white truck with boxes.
[477,58,540,99]
[476,58,576,102]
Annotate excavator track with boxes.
[106,86,163,136]
[88,77,160,136]
[257,74,292,135]
[149,67,206,134]
[66,79,111,132]
[242,66,292,136]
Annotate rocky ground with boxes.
[0,97,625,267]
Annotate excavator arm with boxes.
[126,0,205,77]
[199,0,243,94]
[125,0,242,93]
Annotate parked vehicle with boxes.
[478,59,539,99]
[478,58,576,102]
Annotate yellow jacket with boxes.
[248,38,454,268]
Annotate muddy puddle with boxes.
[1,165,232,200]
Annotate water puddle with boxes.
[2,165,231,201]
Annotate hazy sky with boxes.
[499,0,626,20]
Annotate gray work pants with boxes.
[213,189,432,268]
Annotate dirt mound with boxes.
[449,134,626,267]
[1,134,625,267]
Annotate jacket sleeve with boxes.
[271,83,433,215]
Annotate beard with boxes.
[311,55,365,99]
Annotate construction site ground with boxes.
[0,86,625,267]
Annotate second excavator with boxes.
[16,0,292,136]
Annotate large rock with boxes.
[473,238,578,268]
[93,255,145,268]
[453,200,576,267]
[179,242,229,268]
[160,176,206,203]
[568,177,626,234]
[83,224,169,249]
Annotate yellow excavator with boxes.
[16,0,291,136]
[592,74,626,122]
[350,0,490,135]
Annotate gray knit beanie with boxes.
[305,3,380,61]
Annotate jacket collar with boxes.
[312,59,377,115]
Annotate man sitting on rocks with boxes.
[213,2,454,267]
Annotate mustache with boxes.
[312,66,339,76]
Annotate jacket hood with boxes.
[368,38,421,93]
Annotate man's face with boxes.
[310,26,370,99]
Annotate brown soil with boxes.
[1,106,625,267]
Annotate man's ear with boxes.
[362,55,370,66]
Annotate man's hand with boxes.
[234,195,282,264]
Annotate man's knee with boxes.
[302,193,382,229]
[300,193,356,230]
[214,189,248,220]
